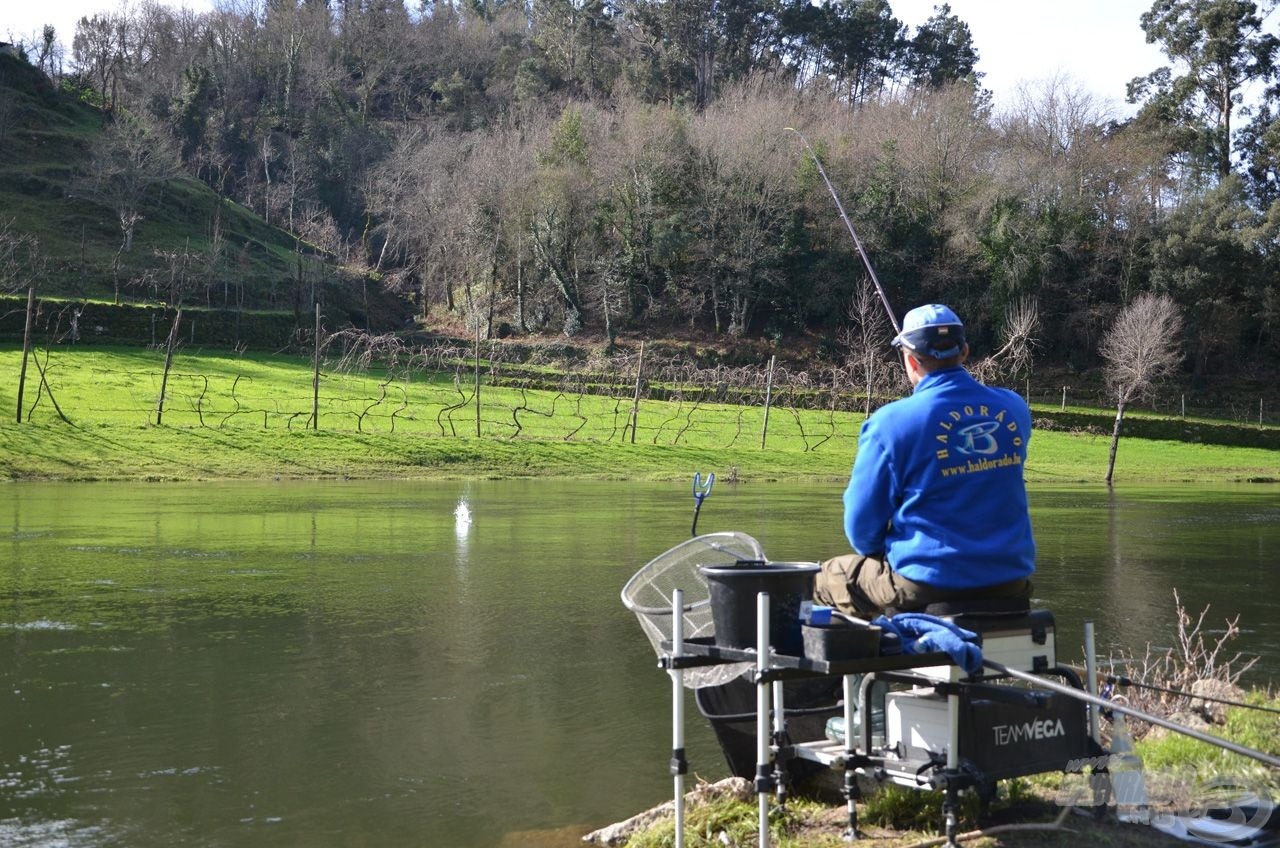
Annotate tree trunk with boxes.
[602,280,615,355]
[711,277,722,335]
[1220,86,1232,178]
[863,359,873,418]
[1105,400,1126,485]
[515,241,526,332]
[474,321,481,438]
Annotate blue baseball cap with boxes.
[891,304,966,359]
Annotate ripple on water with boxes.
[0,621,76,632]
[0,818,110,848]
[166,549,232,560]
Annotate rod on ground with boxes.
[785,127,900,335]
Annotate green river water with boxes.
[0,480,1277,847]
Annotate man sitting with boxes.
[815,304,1035,617]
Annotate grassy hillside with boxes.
[0,53,401,330]
[0,346,1276,483]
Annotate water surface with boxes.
[0,480,1276,846]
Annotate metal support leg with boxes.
[669,589,686,848]
[942,780,960,848]
[756,592,772,848]
[944,691,961,847]
[841,673,860,841]
[772,678,788,807]
[859,674,876,756]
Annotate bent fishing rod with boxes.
[785,127,900,335]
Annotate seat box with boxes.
[911,610,1056,682]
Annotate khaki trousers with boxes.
[814,553,1032,618]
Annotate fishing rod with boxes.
[985,660,1280,769]
[785,127,901,335]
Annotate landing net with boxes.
[621,531,764,688]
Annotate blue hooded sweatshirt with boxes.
[843,367,1035,590]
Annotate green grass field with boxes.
[0,346,1276,483]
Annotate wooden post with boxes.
[761,355,776,449]
[629,341,645,444]
[474,321,481,438]
[16,287,35,423]
[155,308,182,425]
[1181,394,1186,418]
[1261,398,1265,429]
[312,302,321,430]
[1060,386,1066,412]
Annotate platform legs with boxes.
[669,589,686,848]
[944,690,962,847]
[755,592,772,848]
[841,673,860,840]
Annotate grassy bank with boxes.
[1,346,1277,483]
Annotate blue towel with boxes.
[872,613,983,675]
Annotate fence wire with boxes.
[13,340,1279,446]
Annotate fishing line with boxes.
[785,127,901,335]
[1107,674,1280,716]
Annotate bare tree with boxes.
[839,278,896,417]
[0,218,43,294]
[76,110,182,257]
[687,80,801,336]
[365,126,475,319]
[155,238,198,307]
[72,12,124,112]
[969,296,1040,391]
[1099,293,1183,485]
[1,220,45,424]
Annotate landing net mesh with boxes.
[620,531,764,688]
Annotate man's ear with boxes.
[903,351,921,378]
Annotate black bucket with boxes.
[698,560,820,655]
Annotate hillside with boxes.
[0,52,406,335]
